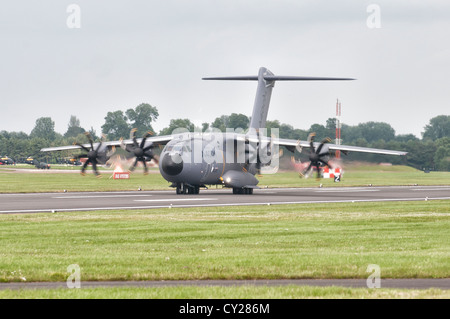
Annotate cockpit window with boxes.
[173,145,183,153]
[166,142,191,154]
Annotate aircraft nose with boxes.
[161,153,183,176]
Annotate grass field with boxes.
[0,200,449,298]
[0,164,448,299]
[0,164,449,193]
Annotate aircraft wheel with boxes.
[176,183,187,194]
[233,188,253,194]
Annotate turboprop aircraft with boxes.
[41,67,407,194]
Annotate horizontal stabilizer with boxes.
[203,67,355,131]
[202,76,355,81]
[265,76,355,81]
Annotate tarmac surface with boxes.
[1,279,449,290]
[1,185,450,214]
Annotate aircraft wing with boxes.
[240,134,407,156]
[40,135,174,152]
[274,138,408,156]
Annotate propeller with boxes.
[245,133,281,175]
[74,132,112,176]
[300,133,333,179]
[121,128,158,175]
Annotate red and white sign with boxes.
[322,167,342,179]
[113,172,130,179]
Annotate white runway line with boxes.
[134,198,217,202]
[314,189,380,193]
[53,194,153,199]
[411,188,450,191]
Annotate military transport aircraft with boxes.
[41,67,407,194]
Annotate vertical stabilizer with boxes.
[202,67,354,131]
[249,67,274,130]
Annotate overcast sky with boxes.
[1,1,449,138]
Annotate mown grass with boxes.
[1,286,448,299]
[0,164,449,193]
[0,168,168,193]
[259,165,450,188]
[0,201,448,283]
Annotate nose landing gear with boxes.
[176,183,200,194]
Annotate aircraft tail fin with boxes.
[203,67,354,131]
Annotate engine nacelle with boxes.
[221,170,259,188]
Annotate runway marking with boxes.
[411,188,450,191]
[314,189,380,193]
[134,198,217,202]
[53,195,153,199]
[0,191,161,196]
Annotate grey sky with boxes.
[1,1,449,138]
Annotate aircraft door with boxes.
[200,140,223,184]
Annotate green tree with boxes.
[326,117,337,139]
[159,119,195,136]
[101,111,130,140]
[395,134,419,143]
[88,127,99,142]
[228,113,250,131]
[434,137,450,171]
[211,115,229,132]
[405,139,437,170]
[292,128,308,141]
[341,124,362,144]
[265,120,281,136]
[64,115,85,138]
[126,103,159,137]
[422,115,450,140]
[202,122,210,132]
[308,123,328,140]
[30,117,56,141]
[358,122,396,143]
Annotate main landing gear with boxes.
[176,183,200,194]
[233,187,253,194]
[174,183,253,195]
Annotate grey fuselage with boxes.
[158,133,266,189]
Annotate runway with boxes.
[1,185,450,214]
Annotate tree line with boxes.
[1,102,449,171]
